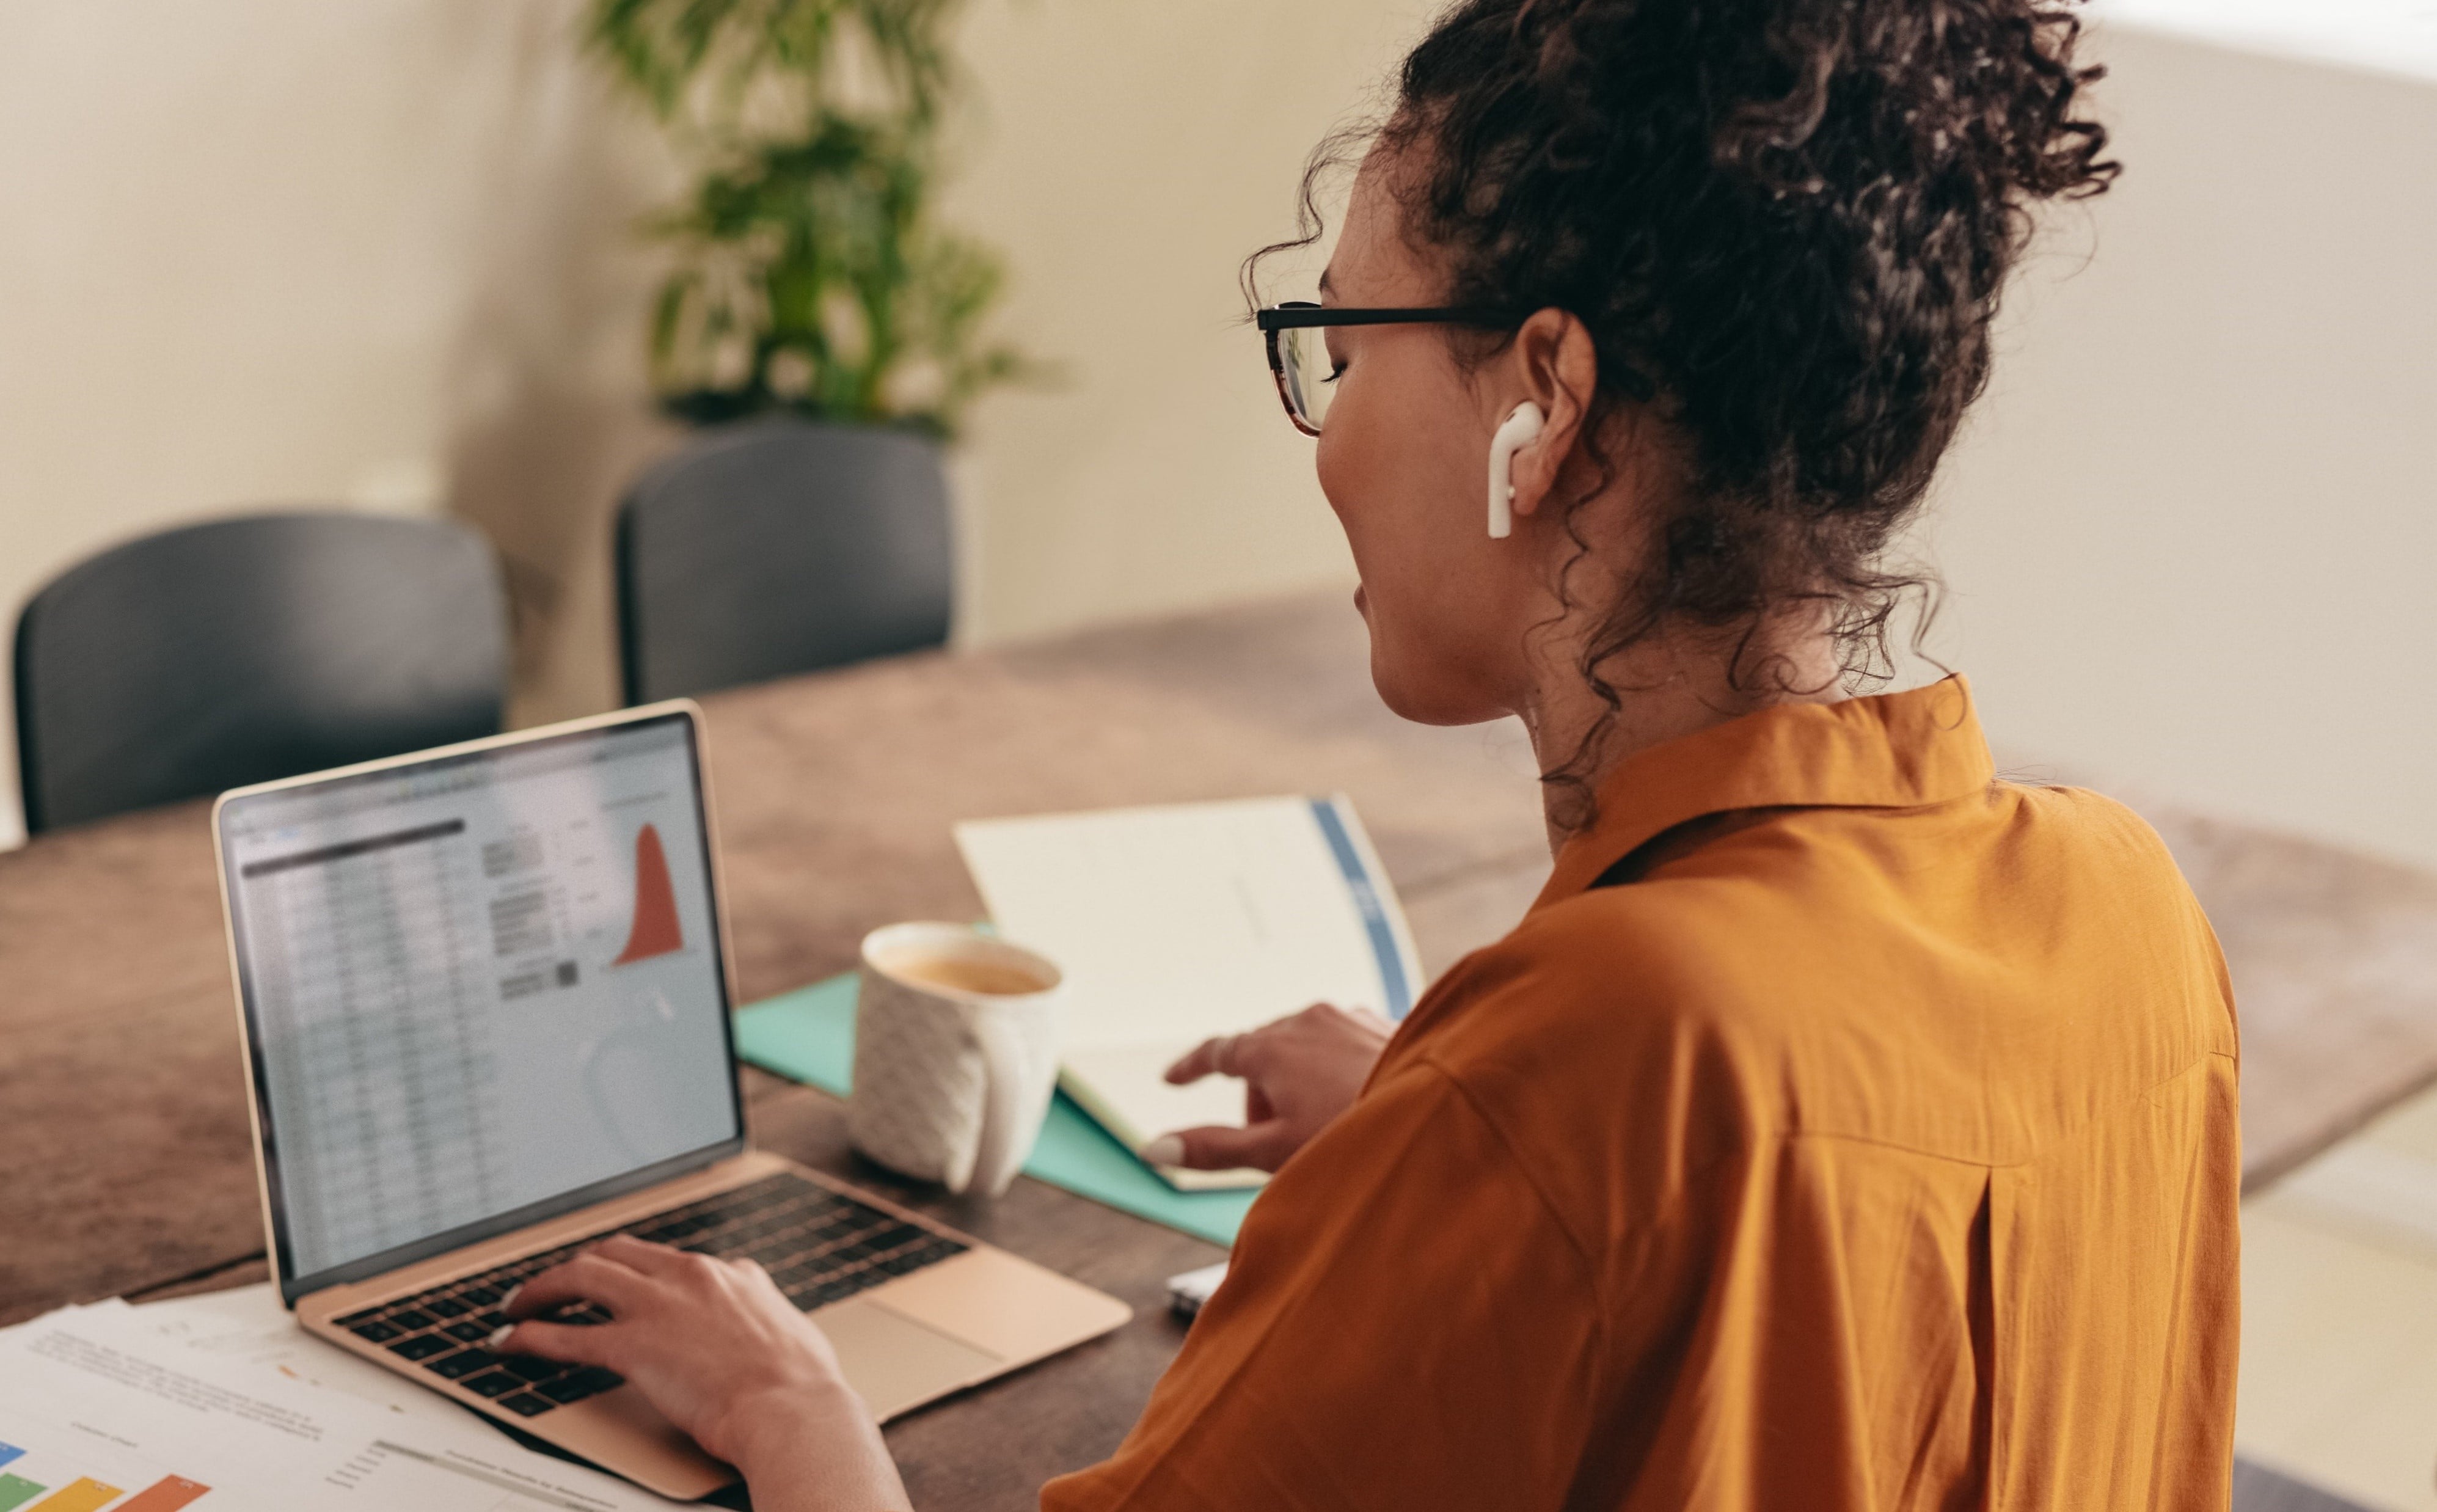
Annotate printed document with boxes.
[0,1288,685,1510]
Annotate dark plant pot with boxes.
[615,415,955,705]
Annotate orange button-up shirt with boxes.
[1043,677,2240,1510]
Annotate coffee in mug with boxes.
[877,952,1050,998]
[849,923,1062,1197]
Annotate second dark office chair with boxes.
[616,417,953,704]
[13,511,508,834]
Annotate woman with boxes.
[495,0,2240,1505]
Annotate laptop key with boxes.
[444,1321,492,1343]
[462,1370,525,1398]
[349,1321,401,1343]
[429,1349,500,1380]
[503,1356,570,1382]
[498,1392,556,1418]
[425,1296,470,1318]
[390,1334,453,1360]
[539,1367,623,1404]
[387,1308,436,1331]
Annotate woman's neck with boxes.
[1517,629,1847,854]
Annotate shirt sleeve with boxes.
[1041,1059,1607,1512]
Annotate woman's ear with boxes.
[1503,309,1599,522]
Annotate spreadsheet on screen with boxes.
[220,720,734,1280]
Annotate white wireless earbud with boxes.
[1486,402,1546,539]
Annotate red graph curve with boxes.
[615,823,684,965]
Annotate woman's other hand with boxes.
[493,1235,908,1512]
[1141,1003,1393,1172]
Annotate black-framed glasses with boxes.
[1255,302,1518,436]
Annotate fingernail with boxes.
[499,1284,522,1310]
[1138,1134,1185,1167]
[486,1325,514,1349]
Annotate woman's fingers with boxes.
[503,1250,652,1321]
[1167,1003,1376,1086]
[1164,1035,1232,1085]
[1166,1028,1285,1086]
[591,1233,693,1276]
[490,1315,618,1365]
[1142,1121,1293,1172]
[491,1245,676,1361]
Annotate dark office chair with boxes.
[14,511,508,833]
[616,417,953,704]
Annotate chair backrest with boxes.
[616,417,952,704]
[13,511,508,833]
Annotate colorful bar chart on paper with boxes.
[24,1478,120,1512]
[0,1456,208,1512]
[114,1476,210,1511]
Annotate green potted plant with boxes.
[591,0,1030,700]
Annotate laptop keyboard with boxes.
[330,1171,968,1420]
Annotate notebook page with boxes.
[954,795,1419,1191]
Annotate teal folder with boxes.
[733,974,1253,1247]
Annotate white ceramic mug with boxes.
[849,922,1062,1197]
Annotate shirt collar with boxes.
[1534,674,1995,908]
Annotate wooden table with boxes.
[3,588,2432,1508]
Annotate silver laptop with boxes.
[212,702,1128,1500]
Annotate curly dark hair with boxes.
[1255,0,2116,810]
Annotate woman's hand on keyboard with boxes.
[1143,1002,1394,1173]
[495,1235,909,1512]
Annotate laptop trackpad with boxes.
[820,1298,1003,1420]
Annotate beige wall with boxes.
[942,0,1429,644]
[1913,23,2437,869]
[4,7,2434,875]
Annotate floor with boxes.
[2235,1081,2437,1510]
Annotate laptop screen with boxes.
[217,709,744,1298]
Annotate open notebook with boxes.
[955,796,1422,1190]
